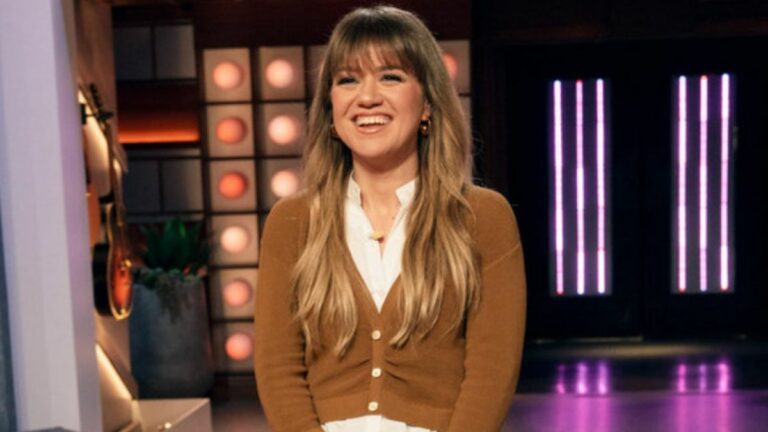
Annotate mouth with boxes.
[353,114,391,132]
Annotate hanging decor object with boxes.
[82,84,135,320]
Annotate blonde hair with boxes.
[292,5,480,355]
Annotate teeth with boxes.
[355,115,390,126]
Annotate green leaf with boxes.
[135,217,208,275]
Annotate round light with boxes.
[220,225,250,253]
[225,332,253,361]
[212,61,244,90]
[265,59,295,89]
[268,115,300,145]
[223,278,252,307]
[217,172,248,199]
[270,169,300,198]
[215,117,247,144]
[442,53,459,81]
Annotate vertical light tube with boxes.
[717,360,731,393]
[677,77,688,292]
[677,363,688,393]
[576,80,586,295]
[555,364,566,394]
[699,76,709,292]
[596,79,606,294]
[720,74,730,291]
[698,363,708,392]
[597,360,609,395]
[554,81,565,295]
[576,361,588,395]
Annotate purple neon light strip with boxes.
[676,363,687,393]
[576,362,588,395]
[597,79,606,294]
[699,363,708,391]
[717,361,731,393]
[720,74,730,291]
[699,76,708,292]
[576,80,586,295]
[597,361,609,395]
[554,81,565,295]
[678,77,688,292]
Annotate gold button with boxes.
[371,330,381,341]
[371,367,382,378]
[368,401,379,412]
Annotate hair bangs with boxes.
[325,17,424,82]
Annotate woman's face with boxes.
[330,49,429,170]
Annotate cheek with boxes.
[404,88,426,118]
[330,90,347,124]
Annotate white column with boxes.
[0,1,101,430]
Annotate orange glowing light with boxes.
[118,110,200,144]
[220,225,250,253]
[265,59,295,89]
[223,278,252,307]
[268,115,299,145]
[215,117,247,144]
[218,172,248,199]
[225,332,253,361]
[442,53,459,81]
[271,169,300,198]
[212,61,244,90]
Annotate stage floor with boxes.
[213,340,768,431]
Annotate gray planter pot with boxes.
[130,278,215,398]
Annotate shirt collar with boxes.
[346,174,417,207]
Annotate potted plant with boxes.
[130,217,215,398]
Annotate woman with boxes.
[254,6,526,432]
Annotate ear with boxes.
[421,101,431,120]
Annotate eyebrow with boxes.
[334,65,405,74]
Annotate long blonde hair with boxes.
[292,5,480,355]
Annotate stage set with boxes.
[1,0,768,431]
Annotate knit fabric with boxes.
[253,185,526,432]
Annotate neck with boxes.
[351,152,417,212]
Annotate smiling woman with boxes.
[330,52,429,173]
[253,6,527,432]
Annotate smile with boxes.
[354,115,392,127]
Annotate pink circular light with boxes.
[270,169,300,198]
[212,61,244,90]
[442,53,459,81]
[225,332,253,361]
[268,115,300,145]
[220,225,250,253]
[265,59,295,89]
[217,172,248,199]
[215,117,247,144]
[223,279,252,307]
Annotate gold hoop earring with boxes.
[330,123,339,139]
[419,118,431,137]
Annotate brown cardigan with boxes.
[253,185,526,432]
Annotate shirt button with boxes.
[371,330,382,341]
[371,367,382,378]
[368,401,379,412]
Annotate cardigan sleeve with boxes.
[446,189,527,432]
[253,197,324,432]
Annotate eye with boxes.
[335,76,356,86]
[382,73,404,82]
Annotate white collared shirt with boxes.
[344,175,415,312]
[321,175,433,432]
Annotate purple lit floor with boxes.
[212,341,768,431]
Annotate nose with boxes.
[356,76,382,107]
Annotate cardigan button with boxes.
[371,330,382,341]
[371,367,382,378]
[368,401,379,412]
